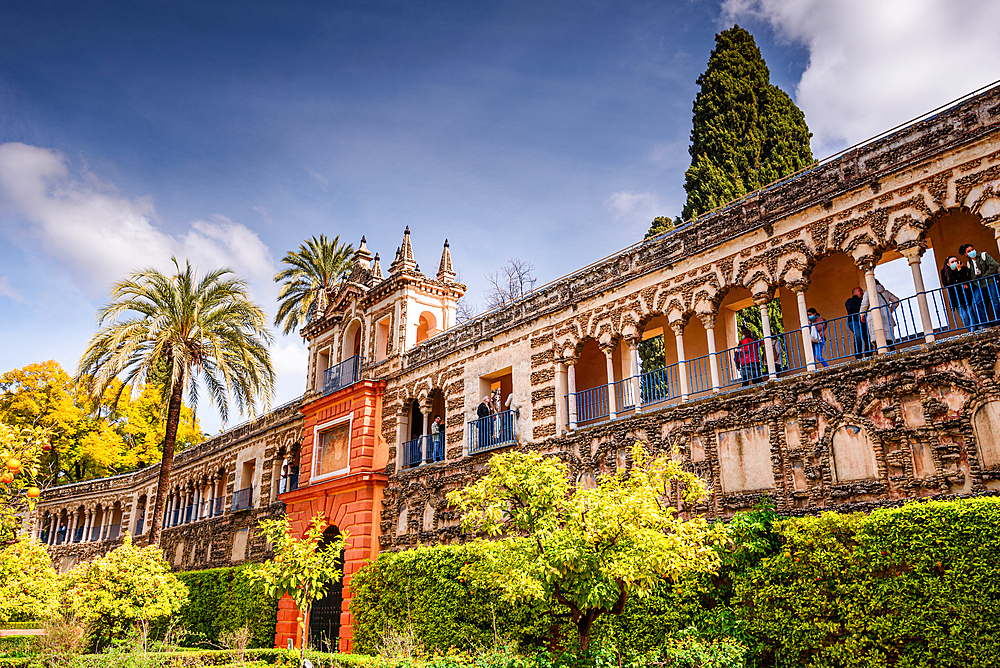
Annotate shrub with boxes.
[62,535,187,650]
[172,567,279,649]
[350,543,558,655]
[352,496,1000,666]
[0,536,58,623]
[736,497,1000,668]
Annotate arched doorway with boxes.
[308,526,345,651]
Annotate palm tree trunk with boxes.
[147,373,184,546]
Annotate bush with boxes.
[172,567,279,649]
[351,497,1000,666]
[350,543,560,654]
[62,535,187,650]
[736,497,1000,667]
[0,537,58,623]
[0,636,36,658]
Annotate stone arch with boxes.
[416,310,437,344]
[341,318,363,361]
[830,422,880,483]
[972,399,1000,469]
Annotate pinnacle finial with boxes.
[437,238,456,283]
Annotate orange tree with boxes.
[249,513,347,662]
[0,423,49,545]
[447,443,725,650]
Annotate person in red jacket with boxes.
[737,327,764,386]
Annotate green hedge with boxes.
[172,566,279,648]
[351,496,1000,667]
[350,543,562,654]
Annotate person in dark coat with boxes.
[941,255,984,332]
[476,397,492,450]
[845,287,870,359]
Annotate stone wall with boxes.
[380,330,1000,549]
[33,399,304,572]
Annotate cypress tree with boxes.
[683,25,813,219]
[646,25,813,238]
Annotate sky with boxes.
[1,0,999,434]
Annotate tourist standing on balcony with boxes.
[737,328,765,386]
[845,287,871,359]
[860,280,900,349]
[431,415,444,462]
[477,397,492,449]
[807,308,830,368]
[959,243,1000,325]
[941,256,983,332]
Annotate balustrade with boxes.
[467,410,517,455]
[322,356,366,395]
[562,275,1000,427]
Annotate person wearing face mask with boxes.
[959,243,1000,325]
[807,308,829,368]
[941,255,983,332]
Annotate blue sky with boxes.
[2,0,999,433]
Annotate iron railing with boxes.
[323,356,366,395]
[565,275,1000,426]
[73,528,84,542]
[107,523,121,540]
[135,518,144,535]
[39,531,49,544]
[467,410,517,455]
[232,486,253,512]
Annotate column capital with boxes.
[669,321,686,336]
[563,356,577,366]
[897,241,927,263]
[623,335,641,347]
[753,293,773,307]
[696,311,717,330]
[852,243,882,271]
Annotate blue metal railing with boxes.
[211,496,225,516]
[467,410,517,455]
[135,518,144,535]
[73,527,84,542]
[640,362,680,406]
[401,435,431,469]
[39,530,49,544]
[323,356,366,395]
[108,523,121,540]
[563,274,1000,428]
[232,486,253,512]
[575,384,610,422]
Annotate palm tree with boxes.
[77,259,274,545]
[274,235,354,334]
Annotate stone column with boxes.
[603,347,617,419]
[758,298,778,380]
[672,323,690,402]
[567,359,578,431]
[627,338,642,413]
[48,513,57,545]
[862,264,889,353]
[699,313,722,392]
[900,244,935,344]
[556,362,568,432]
[793,286,818,371]
[420,407,430,465]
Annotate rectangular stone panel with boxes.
[716,425,774,493]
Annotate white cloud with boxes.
[605,190,665,228]
[0,142,275,301]
[722,0,1000,156]
[0,276,23,302]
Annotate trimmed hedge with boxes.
[351,496,1000,667]
[350,544,561,654]
[172,566,279,648]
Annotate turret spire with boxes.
[389,227,418,273]
[437,239,456,283]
